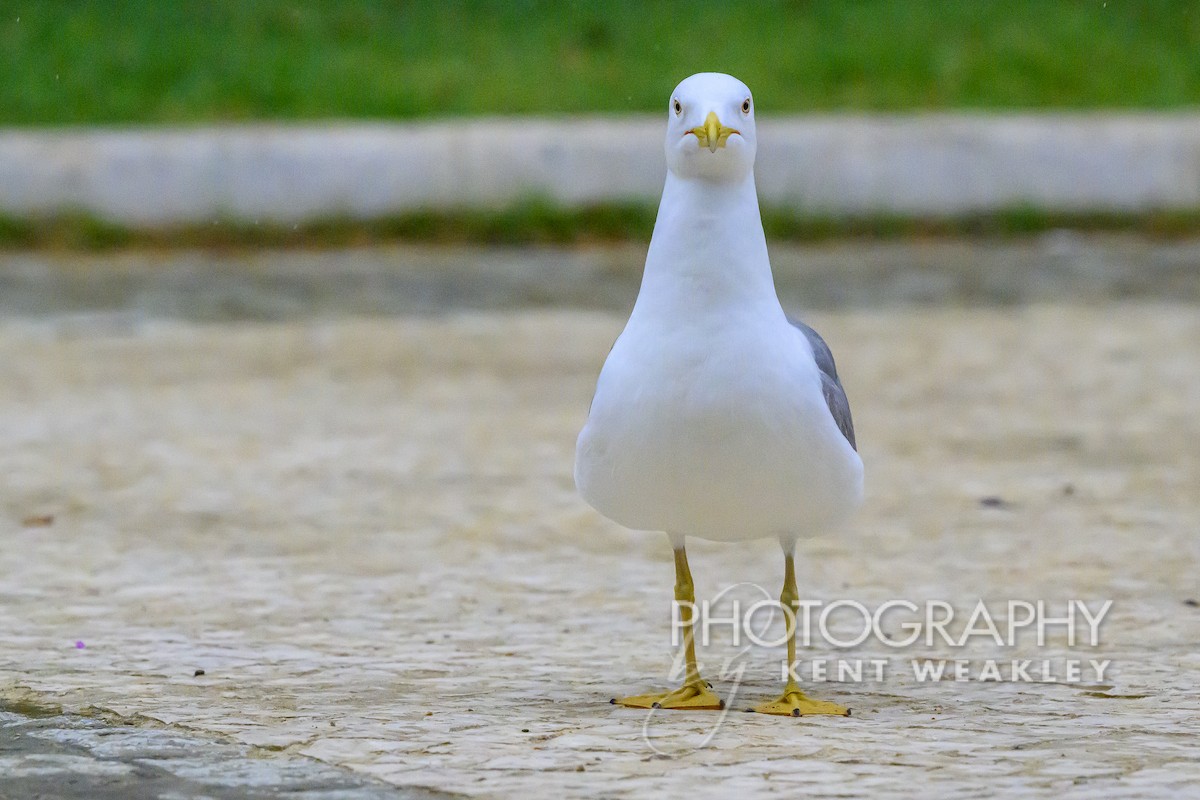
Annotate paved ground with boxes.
[0,708,448,799]
[2,243,1199,798]
[3,234,1199,321]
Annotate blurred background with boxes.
[1,0,1199,272]
[4,1,1199,122]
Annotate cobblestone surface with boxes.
[0,709,450,799]
[1,292,1199,797]
[2,235,1199,322]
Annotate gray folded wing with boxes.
[791,318,857,451]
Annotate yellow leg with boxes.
[753,550,850,717]
[612,546,724,711]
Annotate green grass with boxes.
[6,204,1200,252]
[1,1,1198,125]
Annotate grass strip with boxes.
[5,203,1200,252]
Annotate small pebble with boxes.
[194,669,205,676]
[1184,599,1198,608]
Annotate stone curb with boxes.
[1,114,1198,224]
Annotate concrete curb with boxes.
[1,114,1199,224]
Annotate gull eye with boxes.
[673,98,682,116]
[742,97,752,114]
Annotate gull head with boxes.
[664,72,757,182]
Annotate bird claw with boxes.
[751,688,849,717]
[612,681,724,711]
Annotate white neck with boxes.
[632,170,783,322]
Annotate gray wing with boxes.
[790,318,857,451]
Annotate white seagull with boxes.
[575,73,863,716]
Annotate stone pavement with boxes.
[2,235,1199,322]
[1,289,1199,797]
[0,708,448,799]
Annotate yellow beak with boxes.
[690,111,739,153]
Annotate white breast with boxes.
[575,311,863,542]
